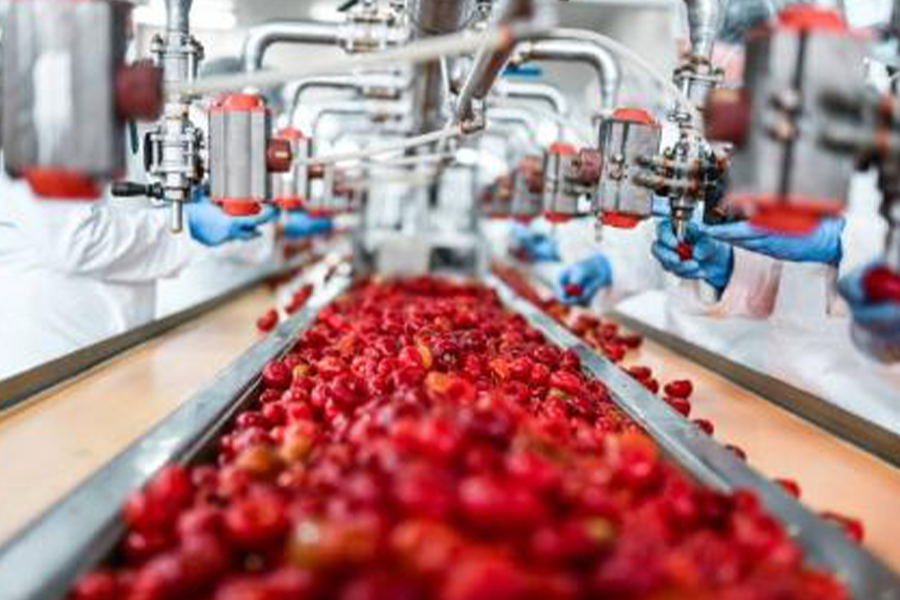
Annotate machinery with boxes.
[7,3,900,600]
[707,3,870,234]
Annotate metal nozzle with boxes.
[171,202,184,233]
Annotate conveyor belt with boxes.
[0,269,898,600]
[487,273,900,599]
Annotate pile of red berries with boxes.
[71,278,849,600]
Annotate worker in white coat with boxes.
[0,171,278,380]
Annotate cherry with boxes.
[663,380,694,399]
[775,478,801,499]
[664,396,692,417]
[262,361,293,390]
[563,284,583,298]
[256,310,279,333]
[725,444,748,461]
[693,419,715,436]
[72,571,118,600]
[820,511,865,543]
[223,492,289,550]
[676,242,693,262]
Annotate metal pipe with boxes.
[514,34,621,110]
[493,80,569,116]
[409,0,472,133]
[455,0,538,124]
[166,0,192,35]
[309,102,408,137]
[242,20,341,73]
[684,0,722,60]
[284,76,361,107]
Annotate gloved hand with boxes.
[558,254,612,306]
[284,211,333,239]
[652,218,734,291]
[186,200,278,247]
[510,223,560,263]
[838,262,900,343]
[703,218,845,265]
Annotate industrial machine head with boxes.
[1,0,163,199]
[707,5,869,234]
[594,107,662,229]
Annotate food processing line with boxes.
[3,0,900,598]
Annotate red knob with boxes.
[706,88,750,147]
[863,266,900,304]
[267,139,293,173]
[116,61,163,121]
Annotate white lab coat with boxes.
[0,172,199,379]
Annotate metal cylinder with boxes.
[543,142,581,222]
[595,108,662,228]
[510,155,544,222]
[272,128,311,211]
[725,5,867,234]
[208,93,272,216]
[1,0,146,199]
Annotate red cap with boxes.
[277,127,305,141]
[549,142,577,155]
[777,5,848,32]
[213,93,265,112]
[24,169,100,200]
[612,107,658,126]
[601,212,642,229]
[215,199,263,216]
[275,197,306,211]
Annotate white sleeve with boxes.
[4,176,199,283]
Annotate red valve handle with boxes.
[863,266,900,304]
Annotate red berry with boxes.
[664,396,691,417]
[820,511,865,543]
[693,418,715,436]
[262,361,293,390]
[775,478,802,499]
[725,444,748,461]
[256,309,279,333]
[676,242,693,261]
[563,284,583,298]
[663,379,693,399]
[224,492,288,550]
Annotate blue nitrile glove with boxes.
[186,200,279,247]
[284,211,333,239]
[838,263,900,335]
[702,218,845,265]
[652,218,734,291]
[838,263,900,363]
[510,223,560,263]
[557,254,612,306]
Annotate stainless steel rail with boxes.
[0,271,354,600]
[486,273,900,600]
